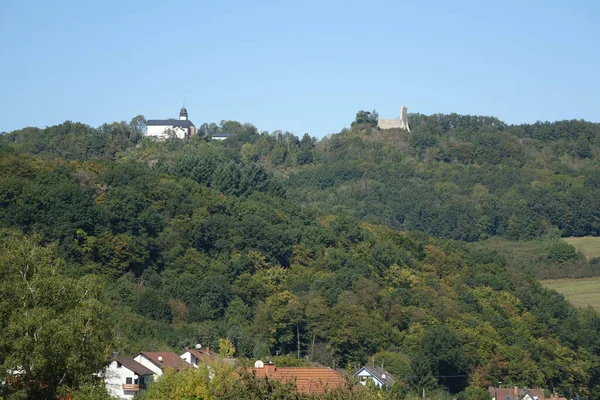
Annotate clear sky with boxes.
[1,0,598,138]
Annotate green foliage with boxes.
[373,351,411,378]
[3,113,600,398]
[137,367,211,400]
[285,115,600,244]
[546,241,578,263]
[270,355,311,367]
[136,360,403,400]
[456,386,490,400]
[219,337,236,358]
[351,110,379,128]
[420,325,467,392]
[0,119,143,160]
[133,286,172,322]
[0,230,114,399]
[406,356,437,395]
[67,382,113,400]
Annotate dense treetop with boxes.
[1,113,600,398]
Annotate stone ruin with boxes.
[377,106,410,131]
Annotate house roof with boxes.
[138,352,190,371]
[184,347,219,362]
[114,356,154,376]
[249,364,344,394]
[147,119,195,128]
[355,366,395,387]
[490,387,547,400]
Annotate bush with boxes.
[547,241,578,263]
[457,386,490,400]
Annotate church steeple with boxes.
[179,106,188,120]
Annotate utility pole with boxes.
[297,324,300,359]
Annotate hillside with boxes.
[2,114,600,398]
[283,114,600,242]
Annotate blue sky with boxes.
[1,0,598,138]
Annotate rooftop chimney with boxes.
[265,362,276,375]
[206,346,210,354]
[514,387,518,396]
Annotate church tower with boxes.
[179,107,188,121]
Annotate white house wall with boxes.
[133,355,163,380]
[355,369,384,387]
[146,125,187,139]
[180,351,198,368]
[104,361,138,400]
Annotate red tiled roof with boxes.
[490,387,548,400]
[249,364,345,394]
[138,352,190,371]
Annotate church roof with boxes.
[147,119,195,128]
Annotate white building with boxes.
[134,352,190,380]
[211,133,233,141]
[146,107,196,140]
[104,356,154,399]
[354,366,395,388]
[180,346,218,368]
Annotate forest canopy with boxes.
[1,112,600,398]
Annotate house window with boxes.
[117,362,122,368]
[126,377,133,384]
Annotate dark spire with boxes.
[179,106,188,120]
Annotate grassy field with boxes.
[543,277,600,310]
[470,237,600,279]
[469,237,547,268]
[563,237,600,259]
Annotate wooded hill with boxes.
[1,113,600,398]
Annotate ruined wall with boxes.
[377,106,410,131]
[377,119,404,129]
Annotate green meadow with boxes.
[563,237,600,260]
[543,276,600,310]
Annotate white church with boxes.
[146,107,196,140]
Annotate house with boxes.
[211,133,233,141]
[104,355,154,399]
[354,365,395,388]
[489,386,566,400]
[249,361,345,395]
[180,345,219,367]
[146,107,196,140]
[134,351,190,380]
